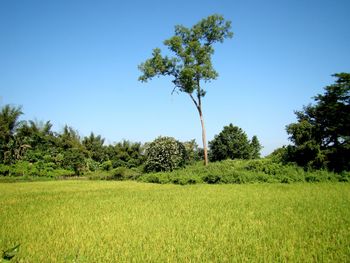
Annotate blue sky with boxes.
[1,0,349,155]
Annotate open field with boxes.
[0,181,349,262]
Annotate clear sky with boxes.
[1,0,349,155]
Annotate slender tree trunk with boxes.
[189,93,209,166]
[199,109,209,166]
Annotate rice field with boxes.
[0,181,349,262]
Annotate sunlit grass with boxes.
[0,181,349,262]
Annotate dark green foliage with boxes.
[249,135,262,159]
[87,167,141,181]
[106,140,144,168]
[108,167,141,181]
[183,139,203,164]
[144,136,187,172]
[286,73,350,172]
[0,105,24,164]
[0,104,147,179]
[268,146,289,164]
[62,148,86,175]
[100,160,113,171]
[209,124,261,161]
[82,132,106,162]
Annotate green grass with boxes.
[1,181,349,262]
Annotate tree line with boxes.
[0,104,263,177]
[0,72,348,177]
[0,110,144,176]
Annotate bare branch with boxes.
[189,93,200,111]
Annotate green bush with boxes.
[10,161,38,177]
[138,159,347,185]
[0,164,10,176]
[170,172,202,185]
[100,160,113,171]
[139,172,170,184]
[47,169,75,178]
[144,136,187,172]
[86,158,100,172]
[339,171,350,182]
[106,167,141,181]
[87,167,141,181]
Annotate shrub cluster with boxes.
[0,162,74,178]
[139,159,349,185]
[143,136,187,173]
[87,167,141,181]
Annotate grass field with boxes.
[0,181,349,262]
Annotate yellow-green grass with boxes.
[0,181,349,262]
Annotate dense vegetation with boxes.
[0,108,146,178]
[1,181,349,262]
[139,159,349,185]
[209,124,262,161]
[273,73,350,172]
[0,73,349,183]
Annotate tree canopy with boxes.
[209,124,262,161]
[286,73,350,172]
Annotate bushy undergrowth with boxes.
[139,159,349,185]
[1,158,348,185]
[0,162,75,179]
[87,167,141,181]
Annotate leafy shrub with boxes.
[88,167,141,181]
[0,164,10,176]
[63,148,86,175]
[86,158,100,172]
[144,136,187,172]
[10,161,38,177]
[139,172,170,184]
[138,158,347,185]
[106,167,141,181]
[47,169,75,178]
[339,171,350,182]
[305,170,341,183]
[203,174,222,184]
[170,173,202,185]
[100,160,113,171]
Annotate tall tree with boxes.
[286,73,350,171]
[0,105,23,163]
[0,105,23,142]
[138,14,233,165]
[250,135,262,159]
[209,124,253,161]
[82,132,106,162]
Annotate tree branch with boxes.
[189,93,200,112]
[196,77,202,110]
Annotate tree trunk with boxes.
[199,110,209,166]
[189,93,209,166]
